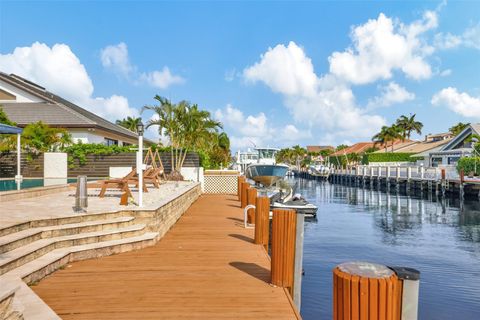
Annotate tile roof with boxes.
[306,145,334,153]
[0,72,139,140]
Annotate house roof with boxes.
[0,72,140,141]
[306,145,334,153]
[374,138,451,154]
[440,123,480,151]
[330,142,376,156]
[0,123,22,134]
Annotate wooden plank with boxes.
[32,194,300,319]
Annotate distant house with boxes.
[0,72,142,146]
[330,142,389,157]
[306,145,334,153]
[422,124,480,167]
[374,133,453,155]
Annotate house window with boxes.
[123,142,132,146]
[431,157,443,167]
[448,156,460,165]
[105,138,118,146]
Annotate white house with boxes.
[0,72,141,146]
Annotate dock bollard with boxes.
[75,175,88,212]
[333,261,420,320]
[247,188,257,224]
[240,182,249,209]
[254,196,270,251]
[271,209,296,295]
[237,176,246,201]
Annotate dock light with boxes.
[137,120,144,207]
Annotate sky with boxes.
[1,0,480,151]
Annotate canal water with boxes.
[296,178,480,320]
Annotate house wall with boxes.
[0,80,44,103]
[68,128,137,146]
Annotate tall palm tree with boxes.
[395,114,423,140]
[372,125,402,152]
[115,116,142,133]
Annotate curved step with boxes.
[0,217,136,254]
[0,224,147,276]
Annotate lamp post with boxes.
[137,120,144,207]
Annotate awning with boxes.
[0,123,22,134]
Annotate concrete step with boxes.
[0,216,136,254]
[0,224,147,276]
[0,211,129,238]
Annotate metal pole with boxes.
[15,133,22,181]
[138,135,143,207]
[293,212,305,309]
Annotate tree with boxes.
[21,121,72,154]
[372,125,402,152]
[396,114,423,140]
[143,96,222,173]
[115,116,142,133]
[0,106,16,126]
[336,144,349,151]
[449,122,469,136]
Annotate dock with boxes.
[31,194,301,319]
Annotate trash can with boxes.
[75,175,88,211]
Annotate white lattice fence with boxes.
[204,174,238,194]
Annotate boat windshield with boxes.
[258,149,276,159]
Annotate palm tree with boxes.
[372,125,402,152]
[143,96,222,173]
[395,114,423,140]
[449,122,469,136]
[115,116,142,133]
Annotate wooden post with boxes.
[254,196,270,251]
[241,182,249,208]
[333,261,403,320]
[247,188,257,224]
[237,176,246,200]
[271,209,297,295]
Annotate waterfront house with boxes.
[421,124,480,167]
[0,72,140,146]
[306,145,334,153]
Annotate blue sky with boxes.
[1,1,480,150]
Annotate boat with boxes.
[231,149,258,174]
[307,160,330,178]
[245,147,289,187]
[270,192,318,217]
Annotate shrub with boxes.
[363,152,423,164]
[456,157,480,176]
[61,143,136,168]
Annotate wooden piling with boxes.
[333,262,402,320]
[247,187,257,224]
[271,209,297,295]
[254,196,270,251]
[237,176,246,200]
[240,182,249,208]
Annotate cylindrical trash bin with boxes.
[333,261,402,320]
[75,175,88,211]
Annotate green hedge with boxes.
[456,157,480,176]
[362,152,423,164]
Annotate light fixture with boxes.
[137,121,144,136]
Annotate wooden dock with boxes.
[31,194,301,319]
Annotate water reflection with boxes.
[296,178,480,320]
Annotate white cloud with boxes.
[244,42,318,97]
[140,67,185,89]
[0,42,138,121]
[224,68,236,82]
[100,42,184,89]
[432,87,480,118]
[328,11,437,84]
[367,82,415,108]
[100,42,134,77]
[243,41,386,142]
[439,69,452,76]
[215,105,312,150]
[434,23,480,50]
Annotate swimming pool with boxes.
[0,178,79,192]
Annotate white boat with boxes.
[245,147,289,187]
[307,161,330,178]
[232,149,258,174]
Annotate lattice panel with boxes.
[204,175,238,194]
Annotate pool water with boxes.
[0,178,79,192]
[296,178,480,320]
